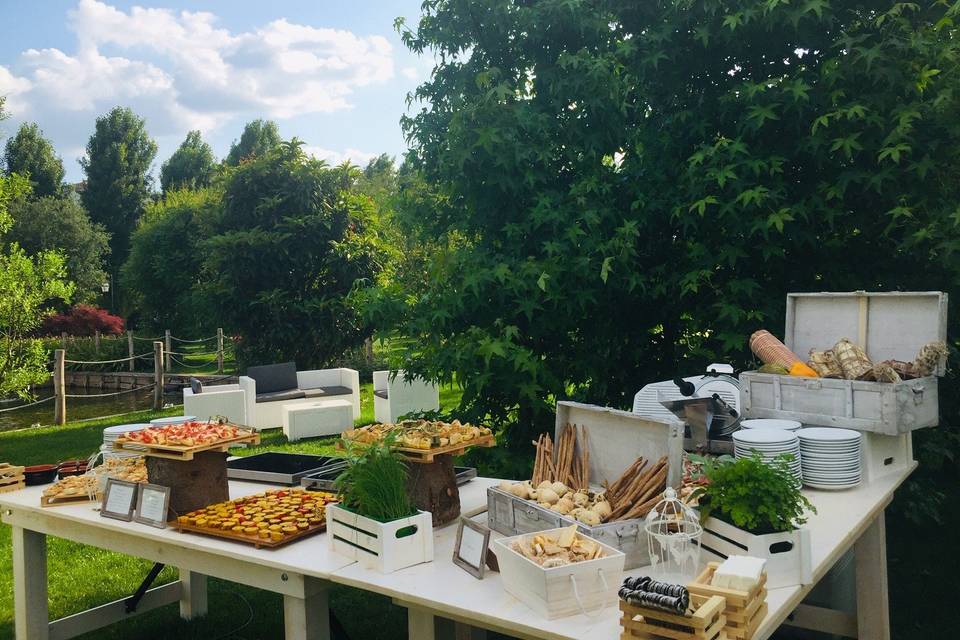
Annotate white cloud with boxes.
[303,145,378,167]
[401,66,419,80]
[0,0,397,171]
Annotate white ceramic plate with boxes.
[798,427,861,442]
[734,429,799,444]
[741,419,802,431]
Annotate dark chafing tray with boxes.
[227,452,345,486]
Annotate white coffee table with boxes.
[282,399,353,441]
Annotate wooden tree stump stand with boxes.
[146,451,229,520]
[405,454,460,526]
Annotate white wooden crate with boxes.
[487,401,684,570]
[862,431,914,483]
[741,291,946,435]
[700,517,812,589]
[326,504,433,573]
[491,528,626,619]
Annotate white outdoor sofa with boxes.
[183,382,247,425]
[238,362,360,430]
[373,369,439,423]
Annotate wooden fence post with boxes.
[153,341,164,411]
[364,338,374,365]
[164,330,172,371]
[94,331,101,355]
[127,330,135,372]
[216,328,224,374]
[54,349,66,425]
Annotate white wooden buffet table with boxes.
[1,466,912,640]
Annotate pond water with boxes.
[0,388,179,432]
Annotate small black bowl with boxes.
[24,464,58,485]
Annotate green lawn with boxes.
[0,383,463,640]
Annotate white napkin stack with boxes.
[710,555,766,591]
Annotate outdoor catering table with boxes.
[1,468,912,640]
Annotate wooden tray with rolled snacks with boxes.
[41,474,101,507]
[340,420,495,463]
[0,463,25,494]
[174,489,338,549]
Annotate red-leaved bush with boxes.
[41,304,125,336]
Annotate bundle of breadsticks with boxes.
[604,456,669,521]
[531,424,590,491]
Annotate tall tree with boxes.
[160,130,216,193]
[8,196,110,301]
[3,123,64,198]
[80,107,157,270]
[374,0,960,448]
[122,188,219,334]
[204,140,382,366]
[225,119,281,166]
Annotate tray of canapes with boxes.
[0,463,25,494]
[114,420,260,460]
[174,489,337,549]
[340,419,495,462]
[41,474,101,507]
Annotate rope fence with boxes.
[64,384,156,399]
[29,328,236,426]
[0,395,55,413]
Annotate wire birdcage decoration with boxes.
[645,487,703,582]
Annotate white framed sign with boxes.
[452,517,493,579]
[135,483,171,528]
[100,478,138,521]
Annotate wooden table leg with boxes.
[408,606,437,640]
[283,577,330,640]
[855,513,890,640]
[12,526,49,640]
[178,568,208,620]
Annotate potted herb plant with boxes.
[326,435,434,573]
[693,453,816,589]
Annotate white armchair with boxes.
[183,383,247,425]
[373,370,440,424]
[238,365,360,430]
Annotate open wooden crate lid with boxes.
[554,401,683,489]
[785,291,948,375]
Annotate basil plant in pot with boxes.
[327,434,434,573]
[692,453,817,589]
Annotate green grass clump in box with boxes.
[335,433,415,522]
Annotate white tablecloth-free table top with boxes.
[1,465,913,640]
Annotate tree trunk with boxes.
[405,455,460,526]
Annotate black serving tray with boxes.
[300,465,477,491]
[227,452,346,486]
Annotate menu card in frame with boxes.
[453,517,492,579]
[135,483,171,528]
[100,478,138,521]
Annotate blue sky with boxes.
[0,0,429,182]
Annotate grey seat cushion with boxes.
[256,389,306,404]
[303,385,354,399]
[246,362,298,394]
[373,389,388,400]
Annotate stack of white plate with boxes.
[732,429,802,482]
[149,415,195,426]
[741,419,801,432]
[102,423,148,457]
[798,428,862,490]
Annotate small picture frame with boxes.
[134,483,171,529]
[100,478,138,521]
[452,517,492,579]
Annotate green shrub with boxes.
[694,453,815,535]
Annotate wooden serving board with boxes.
[339,433,496,463]
[174,520,327,549]
[0,463,25,494]
[41,492,101,507]
[114,431,260,461]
